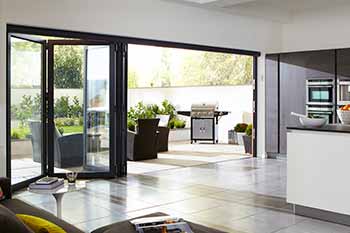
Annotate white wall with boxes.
[0,0,283,176]
[0,0,6,176]
[129,85,253,143]
[282,4,350,52]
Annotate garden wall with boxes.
[128,85,253,143]
[12,85,252,143]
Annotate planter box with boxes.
[243,135,252,154]
[169,128,190,142]
[228,130,236,144]
[236,132,245,145]
[228,130,245,145]
[11,139,32,158]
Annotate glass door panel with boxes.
[85,46,110,172]
[51,43,111,174]
[10,36,46,184]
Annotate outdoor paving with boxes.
[14,156,350,233]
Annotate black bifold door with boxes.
[7,31,127,190]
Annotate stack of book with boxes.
[29,177,64,190]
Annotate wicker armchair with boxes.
[29,121,83,168]
[127,119,160,161]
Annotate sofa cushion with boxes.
[1,199,84,233]
[92,212,227,233]
[17,214,67,233]
[0,204,34,233]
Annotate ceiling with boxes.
[164,0,350,23]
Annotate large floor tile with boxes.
[16,157,346,233]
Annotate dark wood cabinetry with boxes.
[265,54,279,157]
[266,50,335,155]
[336,49,350,80]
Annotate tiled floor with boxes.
[14,157,350,233]
[128,142,248,174]
[11,141,245,181]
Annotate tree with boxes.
[180,52,203,86]
[180,52,253,86]
[128,68,139,88]
[152,49,173,87]
[54,46,84,88]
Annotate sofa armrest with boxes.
[0,177,11,199]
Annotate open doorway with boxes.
[126,44,256,174]
[6,25,259,189]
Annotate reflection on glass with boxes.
[10,37,43,184]
[53,45,110,173]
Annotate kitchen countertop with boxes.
[287,124,350,133]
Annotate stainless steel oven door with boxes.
[307,85,333,105]
[307,106,334,124]
[338,80,350,105]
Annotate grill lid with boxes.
[191,103,218,118]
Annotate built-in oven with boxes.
[306,105,334,124]
[306,79,334,105]
[337,80,350,106]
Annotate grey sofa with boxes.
[127,118,160,161]
[0,178,84,233]
[29,121,84,168]
[0,178,226,233]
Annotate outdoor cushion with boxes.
[0,204,34,233]
[17,214,66,233]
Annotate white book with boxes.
[30,179,64,190]
[35,177,59,185]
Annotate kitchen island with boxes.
[287,124,350,225]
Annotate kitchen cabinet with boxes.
[279,52,308,155]
[265,50,335,155]
[337,49,350,80]
[336,49,350,108]
[265,54,279,157]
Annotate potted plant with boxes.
[232,123,248,145]
[243,124,253,154]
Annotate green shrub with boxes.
[11,94,41,126]
[245,124,253,137]
[11,130,21,140]
[127,100,178,129]
[159,100,176,120]
[234,123,248,133]
[11,128,30,140]
[55,96,70,118]
[127,119,136,131]
[70,96,83,117]
[58,127,64,135]
[168,118,176,129]
[55,117,76,127]
[78,117,84,126]
[174,119,186,128]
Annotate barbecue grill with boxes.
[190,103,216,118]
[177,104,230,144]
[190,103,218,144]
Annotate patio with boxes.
[11,140,248,183]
